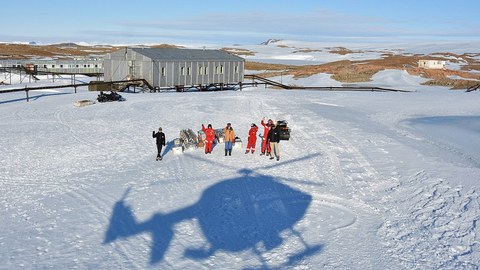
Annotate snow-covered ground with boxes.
[1,46,480,269]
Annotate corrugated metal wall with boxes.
[104,48,244,88]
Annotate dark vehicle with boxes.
[97,91,125,102]
[276,120,291,140]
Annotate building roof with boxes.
[130,48,244,62]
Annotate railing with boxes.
[466,83,480,92]
[244,74,293,89]
[0,79,153,102]
[244,74,411,92]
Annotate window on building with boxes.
[199,66,204,75]
[60,64,63,68]
[204,66,208,75]
[181,67,185,76]
[161,67,166,77]
[52,65,55,68]
[187,67,191,75]
[215,66,219,74]
[234,65,238,73]
[220,65,224,74]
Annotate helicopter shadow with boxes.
[104,168,323,267]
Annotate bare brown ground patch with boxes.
[246,54,480,88]
[0,43,119,59]
[328,47,355,55]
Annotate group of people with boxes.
[201,122,235,156]
[201,117,282,161]
[152,117,284,161]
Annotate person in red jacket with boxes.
[245,123,258,154]
[260,118,274,156]
[201,123,216,154]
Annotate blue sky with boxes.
[2,0,479,45]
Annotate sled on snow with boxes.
[180,129,199,151]
[214,129,225,144]
[233,137,242,149]
[170,129,200,155]
[74,99,95,107]
[172,138,184,154]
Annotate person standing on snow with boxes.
[152,127,166,160]
[268,123,282,161]
[245,123,258,154]
[202,124,216,154]
[260,118,274,156]
[223,123,235,156]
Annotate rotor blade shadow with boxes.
[255,153,322,171]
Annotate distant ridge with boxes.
[260,39,282,45]
[52,42,81,47]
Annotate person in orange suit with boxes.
[201,123,216,154]
[260,117,274,156]
[245,123,258,154]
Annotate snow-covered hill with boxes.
[1,44,479,269]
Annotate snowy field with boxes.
[1,45,480,269]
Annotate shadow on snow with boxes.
[103,171,322,267]
[161,140,174,157]
[0,92,70,104]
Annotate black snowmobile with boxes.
[97,91,125,102]
[276,120,291,140]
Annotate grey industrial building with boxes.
[103,47,245,90]
[0,58,103,74]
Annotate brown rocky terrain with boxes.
[245,54,480,89]
[0,43,118,59]
[1,43,479,89]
